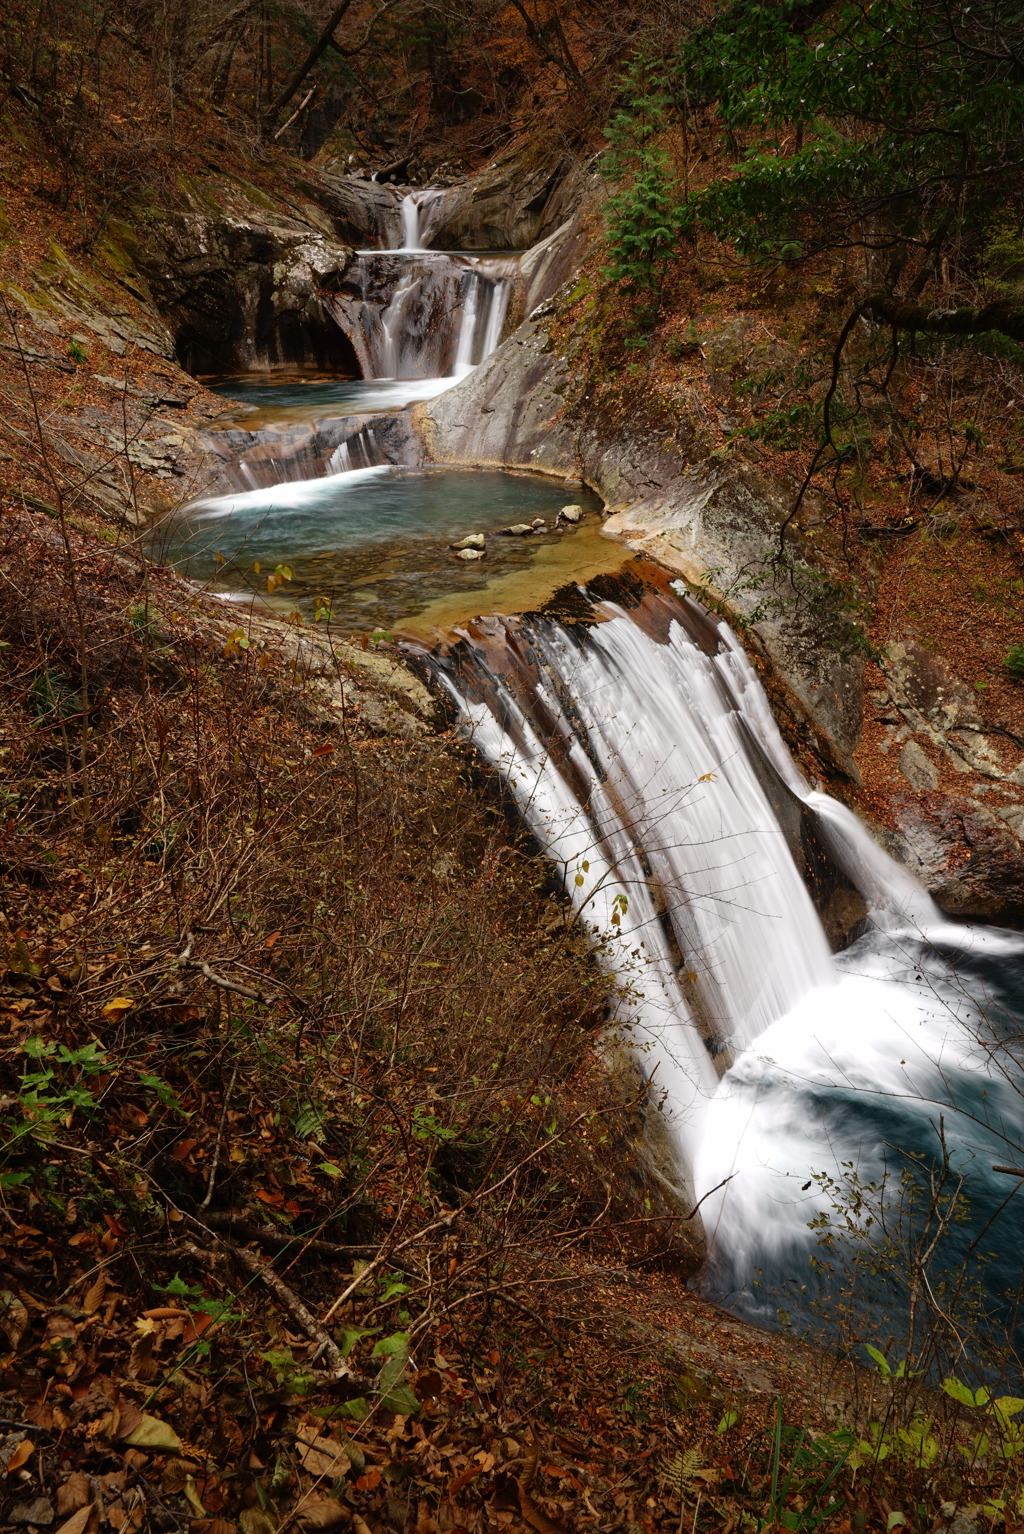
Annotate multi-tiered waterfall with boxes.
[180,179,1024,1348]
[328,189,516,386]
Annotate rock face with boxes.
[868,641,1024,921]
[139,214,358,375]
[300,169,404,248]
[426,144,593,250]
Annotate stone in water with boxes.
[500,523,534,536]
[560,504,583,523]
[452,534,485,550]
[456,547,485,561]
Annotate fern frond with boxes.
[658,1447,703,1496]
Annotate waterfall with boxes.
[327,184,517,387]
[398,187,446,251]
[329,254,516,383]
[428,577,1024,1311]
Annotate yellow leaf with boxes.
[122,1413,183,1452]
[183,1475,207,1518]
[55,1510,92,1534]
[5,1439,33,1472]
[101,996,135,1019]
[134,1315,156,1335]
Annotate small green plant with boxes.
[27,669,81,721]
[260,1347,318,1396]
[864,1345,921,1382]
[371,1330,420,1414]
[3,1037,109,1163]
[942,1375,1024,1461]
[1004,644,1024,682]
[68,339,88,365]
[665,328,702,361]
[411,1106,457,1143]
[762,1401,850,1531]
[125,601,162,638]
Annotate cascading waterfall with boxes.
[430,577,1024,1334]
[327,185,517,386]
[398,187,447,251]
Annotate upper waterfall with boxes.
[397,187,447,251]
[329,188,517,386]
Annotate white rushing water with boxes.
[329,184,516,386]
[397,187,447,252]
[432,584,1024,1315]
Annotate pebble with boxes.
[559,504,583,523]
[456,547,485,561]
[500,523,534,536]
[451,534,485,550]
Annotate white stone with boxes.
[452,534,485,550]
[560,504,583,522]
[456,547,485,561]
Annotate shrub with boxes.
[1005,644,1024,682]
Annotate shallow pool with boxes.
[149,465,620,636]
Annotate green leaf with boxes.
[942,1376,977,1408]
[371,1331,410,1359]
[865,1344,890,1376]
[379,1380,420,1415]
[379,1278,410,1302]
[336,1323,379,1356]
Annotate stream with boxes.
[163,184,1024,1367]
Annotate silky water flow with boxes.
[429,582,1024,1343]
[331,187,516,385]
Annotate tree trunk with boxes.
[866,294,1024,342]
[266,0,354,123]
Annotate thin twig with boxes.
[198,1062,239,1212]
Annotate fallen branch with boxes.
[202,1211,423,1275]
[183,1218,366,1384]
[176,931,270,1005]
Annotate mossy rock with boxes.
[669,1368,717,1412]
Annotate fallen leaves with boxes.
[295,1495,349,1529]
[296,1431,351,1480]
[122,1413,184,1453]
[100,996,135,1019]
[54,1507,92,1534]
